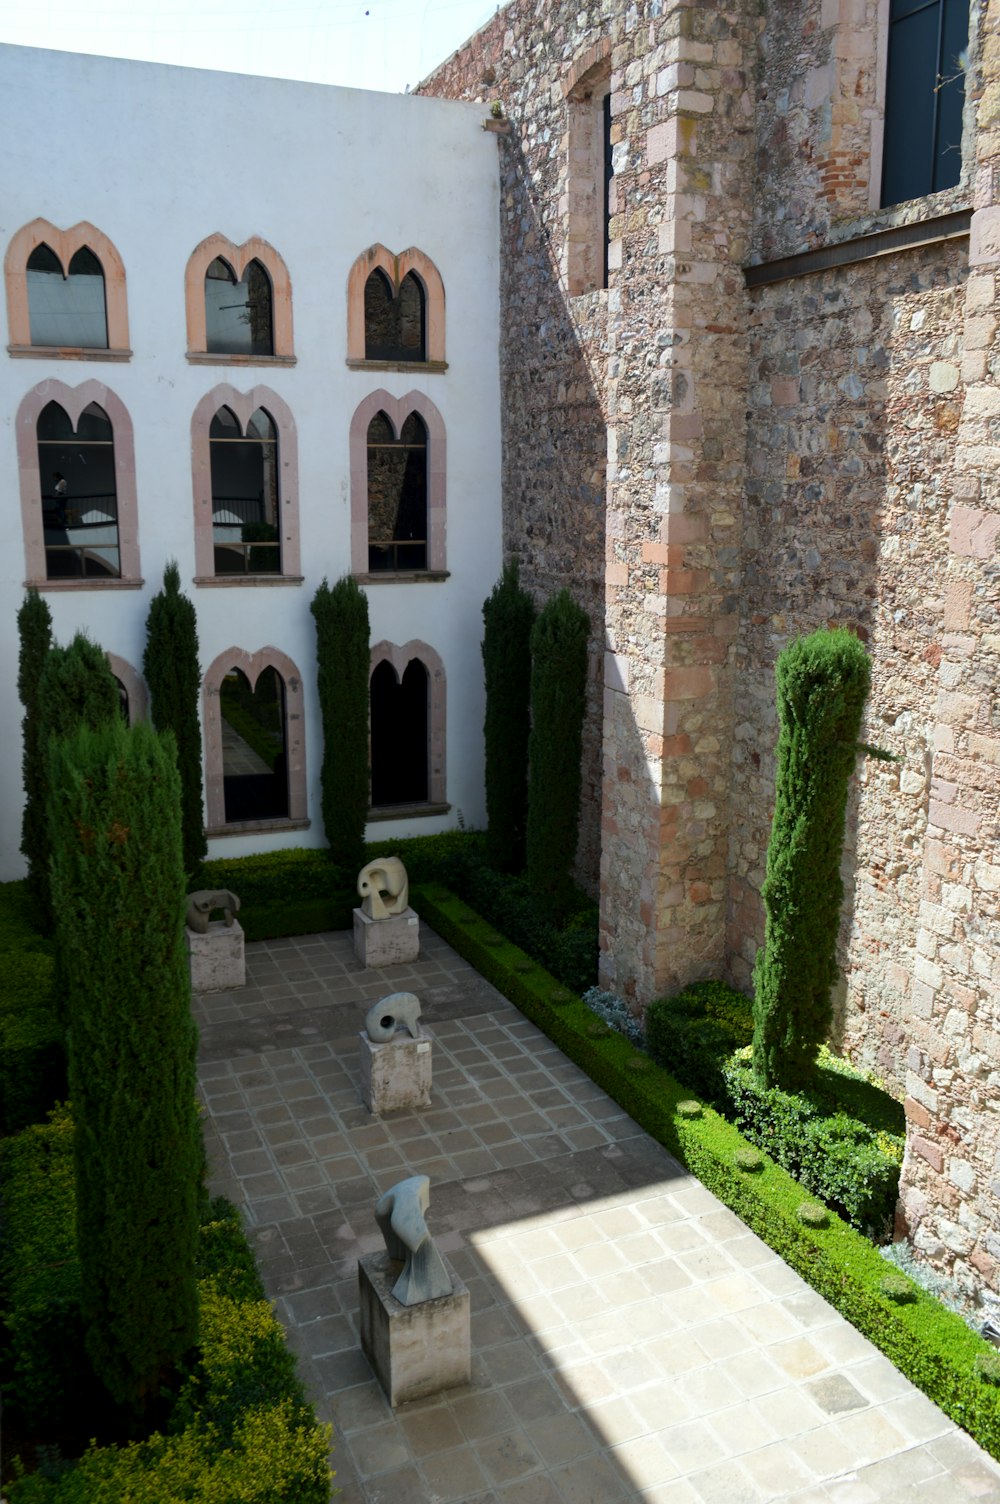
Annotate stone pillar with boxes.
[897,20,1000,1295]
[599,0,759,1003]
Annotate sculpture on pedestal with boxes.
[357,857,409,920]
[185,888,240,934]
[374,1174,452,1306]
[365,992,422,1043]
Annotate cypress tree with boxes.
[48,719,201,1414]
[482,562,535,873]
[143,560,207,875]
[752,628,872,1092]
[311,575,370,873]
[36,633,120,930]
[526,589,590,905]
[17,588,54,914]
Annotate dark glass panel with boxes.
[27,240,108,348]
[75,402,113,443]
[37,403,119,579]
[370,658,429,806]
[221,667,288,821]
[364,268,426,362]
[27,244,62,274]
[246,407,275,442]
[367,409,428,572]
[209,405,241,440]
[36,401,74,442]
[205,257,273,356]
[210,407,280,574]
[882,0,968,206]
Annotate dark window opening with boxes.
[205,256,274,356]
[26,242,108,348]
[367,411,428,572]
[603,92,613,289]
[209,405,280,574]
[881,0,968,207]
[37,399,119,578]
[221,666,288,822]
[364,269,426,362]
[113,677,130,723]
[370,658,429,806]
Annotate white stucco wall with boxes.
[0,44,502,877]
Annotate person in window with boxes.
[52,471,67,527]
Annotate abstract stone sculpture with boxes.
[186,889,241,934]
[365,992,422,1043]
[357,856,409,920]
[374,1174,452,1306]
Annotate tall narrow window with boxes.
[205,257,274,356]
[364,269,426,362]
[26,244,108,349]
[367,411,428,572]
[563,43,613,296]
[370,658,429,806]
[881,0,969,207]
[209,405,280,574]
[36,400,119,578]
[220,666,288,822]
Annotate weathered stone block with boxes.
[187,919,245,993]
[359,1251,470,1407]
[353,907,420,967]
[359,1031,432,1115]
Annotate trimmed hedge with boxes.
[1,1115,331,1501]
[0,882,63,1135]
[414,882,1000,1463]
[646,980,904,1239]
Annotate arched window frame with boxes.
[202,646,307,833]
[350,388,447,580]
[106,654,148,724]
[191,384,302,585]
[562,41,614,296]
[368,639,447,813]
[15,378,141,589]
[347,245,446,370]
[5,218,130,359]
[185,234,294,365]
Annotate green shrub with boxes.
[0,950,65,1134]
[2,1121,330,1502]
[49,721,201,1413]
[753,628,871,1090]
[645,980,753,1108]
[676,1100,703,1120]
[797,1203,829,1229]
[482,561,535,873]
[880,1273,919,1305]
[143,560,207,876]
[414,882,1000,1464]
[17,588,54,917]
[311,575,370,873]
[526,589,590,908]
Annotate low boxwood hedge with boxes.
[1,1111,331,1502]
[414,881,1000,1463]
[0,882,64,1135]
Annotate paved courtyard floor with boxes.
[194,927,1000,1504]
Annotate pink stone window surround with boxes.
[190,384,302,584]
[106,654,148,724]
[202,646,307,834]
[562,41,613,298]
[185,234,295,365]
[368,639,446,812]
[347,245,446,370]
[350,388,447,579]
[5,218,131,359]
[16,378,141,589]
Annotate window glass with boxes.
[209,406,280,574]
[364,269,426,362]
[367,411,428,571]
[36,400,119,578]
[882,0,968,206]
[370,658,429,806]
[205,256,274,356]
[221,666,288,821]
[26,242,108,348]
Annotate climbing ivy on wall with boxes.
[482,561,536,874]
[311,575,370,874]
[752,628,872,1092]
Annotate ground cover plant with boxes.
[413,882,1000,1464]
[0,1109,331,1500]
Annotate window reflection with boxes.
[364,269,426,362]
[209,405,280,574]
[221,666,288,821]
[205,257,274,356]
[26,243,108,349]
[367,411,428,571]
[36,400,120,578]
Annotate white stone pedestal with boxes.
[186,920,245,992]
[359,1031,432,1115]
[353,906,420,967]
[359,1252,470,1407]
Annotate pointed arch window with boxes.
[368,640,447,817]
[209,405,280,574]
[202,647,308,833]
[205,257,274,357]
[36,400,120,578]
[27,244,108,349]
[367,411,428,572]
[346,245,445,370]
[364,269,426,362]
[5,219,130,359]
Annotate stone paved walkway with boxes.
[194,928,1000,1504]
